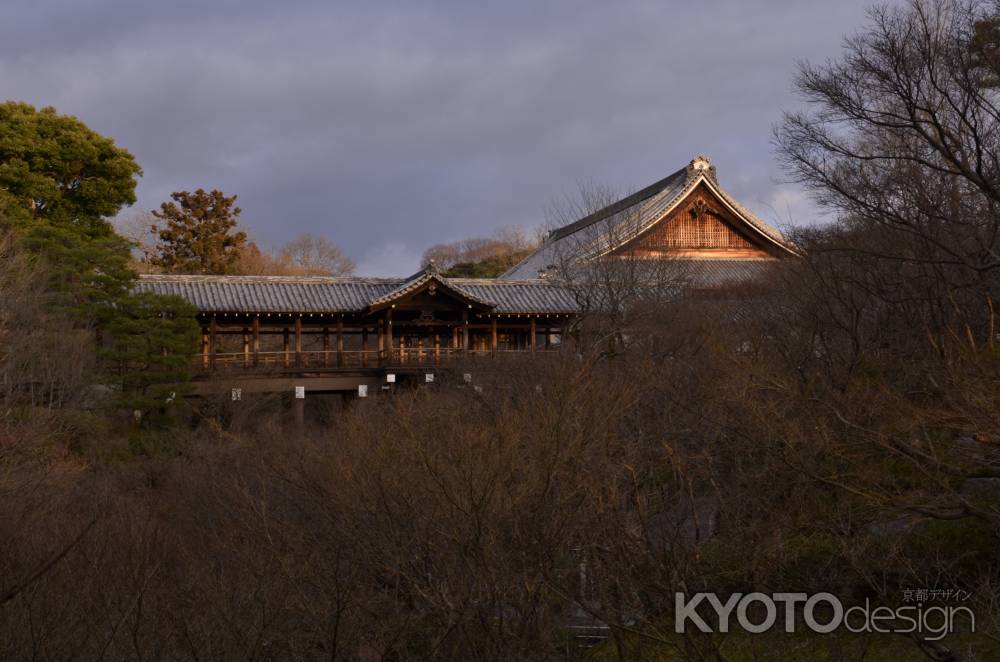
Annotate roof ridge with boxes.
[448,277,549,285]
[137,273,405,284]
[547,165,687,242]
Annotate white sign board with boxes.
[294,386,305,399]
[231,388,242,401]
[358,384,368,398]
[386,373,396,383]
[425,373,434,383]
[463,373,472,383]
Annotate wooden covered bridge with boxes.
[136,263,578,395]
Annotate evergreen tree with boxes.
[0,101,142,317]
[148,189,248,274]
[99,291,200,419]
[0,102,199,416]
[0,101,142,238]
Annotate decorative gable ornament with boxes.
[686,154,717,183]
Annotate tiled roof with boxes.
[502,155,795,279]
[368,262,494,310]
[135,273,579,315]
[448,278,579,314]
[672,259,778,288]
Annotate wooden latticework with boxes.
[636,199,754,251]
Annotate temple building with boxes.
[136,155,794,378]
[502,154,796,283]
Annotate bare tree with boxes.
[278,233,355,276]
[421,225,540,276]
[545,182,691,358]
[775,0,1000,303]
[0,231,95,409]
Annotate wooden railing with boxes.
[198,347,556,372]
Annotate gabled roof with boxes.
[367,262,493,311]
[501,155,795,279]
[547,166,688,242]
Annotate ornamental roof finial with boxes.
[686,154,717,182]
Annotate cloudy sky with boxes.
[1,0,880,275]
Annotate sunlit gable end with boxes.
[501,155,796,286]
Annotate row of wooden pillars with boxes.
[201,311,553,369]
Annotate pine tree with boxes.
[0,103,200,417]
[148,189,248,274]
[0,101,142,238]
[99,291,200,420]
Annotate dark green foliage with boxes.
[17,223,135,318]
[0,103,200,417]
[0,101,141,238]
[0,102,141,322]
[148,188,248,274]
[99,291,199,419]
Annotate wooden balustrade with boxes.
[196,347,557,372]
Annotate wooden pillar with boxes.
[201,328,209,369]
[399,336,406,364]
[417,337,425,363]
[434,333,440,363]
[461,309,469,351]
[362,327,369,367]
[242,327,250,368]
[252,316,260,367]
[322,327,330,367]
[545,325,551,350]
[283,327,290,368]
[386,309,394,362]
[530,318,537,353]
[491,316,498,358]
[377,320,385,362]
[294,316,303,366]
[209,316,218,370]
[336,317,344,367]
[452,326,459,350]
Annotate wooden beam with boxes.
[201,328,209,369]
[377,319,385,362]
[490,316,497,357]
[294,316,302,367]
[252,316,260,367]
[336,317,344,367]
[461,309,469,351]
[209,316,218,370]
[386,309,394,361]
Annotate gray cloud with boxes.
[1,0,877,274]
